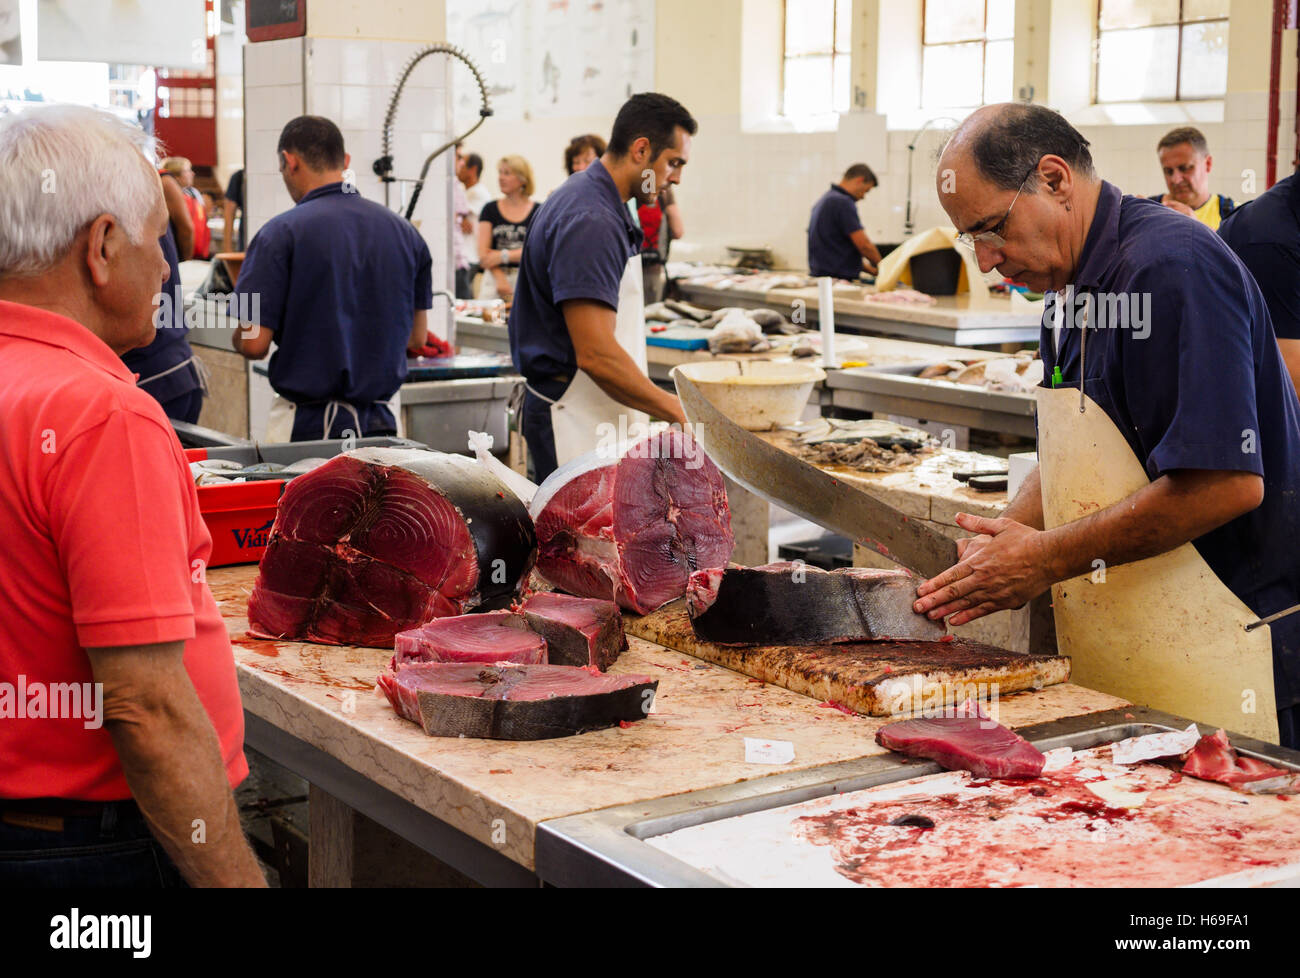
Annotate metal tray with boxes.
[535,707,1300,887]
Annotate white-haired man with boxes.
[0,105,263,886]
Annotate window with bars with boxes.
[782,0,851,118]
[921,0,1015,109]
[1094,0,1229,103]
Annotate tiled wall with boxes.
[242,35,454,330]
[624,98,1296,267]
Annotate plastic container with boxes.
[909,248,963,295]
[672,360,826,430]
[188,437,427,566]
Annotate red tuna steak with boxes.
[376,662,658,739]
[529,429,734,615]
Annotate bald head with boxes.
[941,103,1095,193]
[935,103,1102,293]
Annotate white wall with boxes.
[454,0,1293,268]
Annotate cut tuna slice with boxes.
[875,715,1046,779]
[392,612,547,668]
[1182,729,1299,791]
[530,430,734,615]
[248,449,536,648]
[518,592,627,670]
[686,563,944,645]
[376,662,658,740]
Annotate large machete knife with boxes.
[674,367,960,580]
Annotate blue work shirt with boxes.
[233,182,432,432]
[1219,175,1300,341]
[1041,182,1300,706]
[509,159,642,387]
[121,227,201,408]
[807,184,864,280]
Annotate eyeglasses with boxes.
[955,161,1039,251]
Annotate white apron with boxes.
[543,254,650,466]
[1036,377,1278,742]
[265,391,404,442]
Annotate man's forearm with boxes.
[105,688,264,887]
[1040,470,1261,584]
[579,347,684,423]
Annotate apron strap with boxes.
[524,382,559,406]
[137,355,207,395]
[321,400,364,440]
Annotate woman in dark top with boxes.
[477,154,537,310]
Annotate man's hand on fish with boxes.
[913,513,1053,626]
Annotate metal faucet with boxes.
[431,289,456,352]
[903,116,959,237]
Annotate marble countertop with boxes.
[211,564,1125,872]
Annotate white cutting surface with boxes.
[647,744,1300,888]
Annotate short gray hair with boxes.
[0,105,160,277]
[967,103,1095,192]
[1157,126,1208,156]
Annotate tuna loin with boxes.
[1181,729,1300,793]
[519,592,627,669]
[530,430,734,615]
[393,612,547,668]
[248,448,536,648]
[377,663,658,739]
[875,715,1046,779]
[686,563,945,645]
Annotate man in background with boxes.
[1150,127,1234,230]
[1220,170,1300,396]
[807,163,882,280]
[233,116,431,441]
[223,167,245,253]
[456,145,490,299]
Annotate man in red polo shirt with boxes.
[0,105,263,886]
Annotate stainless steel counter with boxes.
[401,375,520,456]
[826,367,1038,438]
[536,706,1300,887]
[676,282,1042,347]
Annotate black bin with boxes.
[909,248,963,295]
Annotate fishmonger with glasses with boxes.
[914,103,1300,749]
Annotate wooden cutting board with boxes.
[625,602,1070,716]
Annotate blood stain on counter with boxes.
[780,747,1300,887]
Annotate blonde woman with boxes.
[477,154,537,309]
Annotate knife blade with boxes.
[674,368,960,579]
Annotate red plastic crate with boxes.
[196,478,286,567]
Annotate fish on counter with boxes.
[781,417,935,473]
[875,709,1048,780]
[916,352,1044,393]
[247,448,537,648]
[1181,728,1300,794]
[517,592,627,670]
[530,429,734,615]
[393,612,548,668]
[377,662,658,740]
[686,563,944,645]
